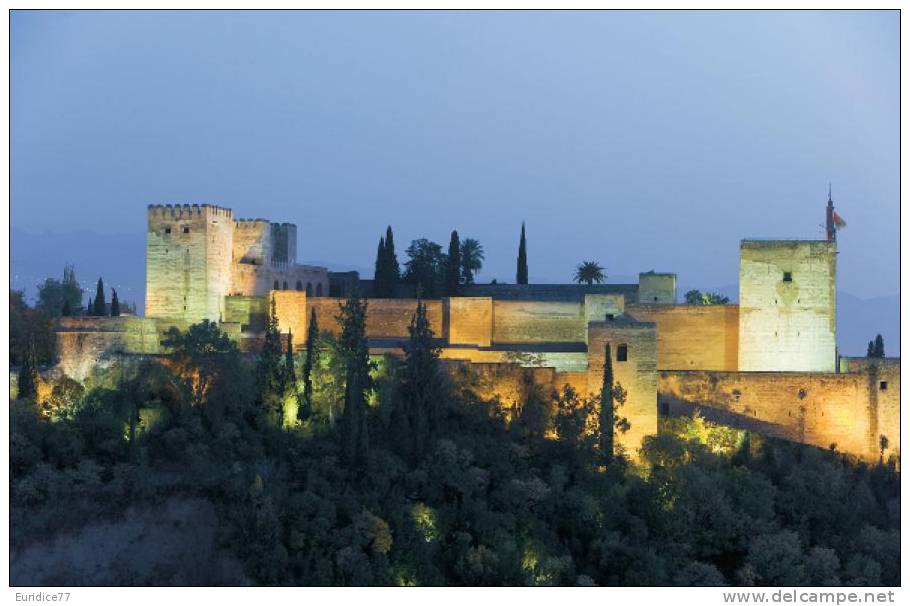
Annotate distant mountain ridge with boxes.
[11,229,898,357]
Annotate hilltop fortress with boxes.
[52,199,900,462]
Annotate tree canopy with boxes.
[574,261,606,285]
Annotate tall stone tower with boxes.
[738,228,837,372]
[146,204,234,323]
[738,190,839,372]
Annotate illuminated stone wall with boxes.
[739,240,837,372]
[230,262,272,297]
[232,219,272,265]
[439,349,588,372]
[583,294,626,329]
[839,357,901,460]
[659,364,900,462]
[626,303,739,370]
[587,320,659,457]
[146,204,234,322]
[492,301,586,344]
[224,295,269,333]
[638,272,677,304]
[55,316,163,382]
[270,294,447,348]
[275,265,329,297]
[448,297,493,347]
[443,361,588,409]
[272,291,308,345]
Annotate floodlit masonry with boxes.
[47,197,899,462]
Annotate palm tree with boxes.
[460,238,485,284]
[574,261,606,285]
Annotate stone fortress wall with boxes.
[47,203,901,463]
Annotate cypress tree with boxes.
[516,222,529,284]
[445,230,461,296]
[374,236,386,297]
[300,308,319,421]
[62,299,72,317]
[257,297,286,426]
[286,329,296,382]
[600,342,614,463]
[338,286,370,467]
[874,334,885,357]
[17,341,38,401]
[382,226,400,297]
[92,278,106,316]
[400,300,443,461]
[867,341,875,357]
[110,289,120,316]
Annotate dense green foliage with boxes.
[110,289,120,317]
[403,239,445,298]
[37,265,84,318]
[459,238,484,285]
[516,222,528,285]
[17,342,39,401]
[10,289,56,367]
[574,261,606,285]
[338,288,371,467]
[445,231,462,296]
[373,227,401,298]
[9,312,901,586]
[300,308,319,422]
[684,290,731,305]
[867,334,885,358]
[92,278,107,316]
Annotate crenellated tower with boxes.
[146,204,234,323]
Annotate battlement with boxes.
[234,218,272,227]
[147,203,233,219]
[740,239,833,248]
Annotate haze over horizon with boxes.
[11,11,899,300]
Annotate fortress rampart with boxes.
[626,303,739,371]
[40,200,900,462]
[658,362,900,461]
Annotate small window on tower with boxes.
[164,227,171,234]
[783,271,793,282]
[183,227,190,234]
[880,381,888,391]
[617,344,628,362]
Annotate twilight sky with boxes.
[10,10,899,297]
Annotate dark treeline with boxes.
[373,226,488,298]
[9,289,901,586]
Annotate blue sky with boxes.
[10,10,899,297]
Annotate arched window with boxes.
[273,280,279,290]
[296,280,303,291]
[306,283,312,296]
[283,281,288,290]
[316,283,323,296]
